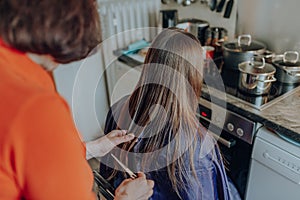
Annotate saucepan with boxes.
[223,34,266,70]
[238,57,276,95]
[272,51,300,84]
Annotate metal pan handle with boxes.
[211,132,236,148]
[238,34,252,46]
[283,51,299,64]
[251,56,265,69]
[216,0,226,12]
[286,70,300,77]
[259,75,277,83]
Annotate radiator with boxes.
[97,0,160,46]
[96,0,161,100]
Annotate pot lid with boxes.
[239,58,276,75]
[223,34,266,53]
[273,51,300,67]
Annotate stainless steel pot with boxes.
[272,51,300,84]
[238,58,276,95]
[275,82,300,95]
[223,34,266,70]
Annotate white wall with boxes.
[236,0,300,54]
[53,51,109,142]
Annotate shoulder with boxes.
[6,91,79,148]
[0,90,87,189]
[1,72,63,125]
[14,91,70,123]
[0,77,71,135]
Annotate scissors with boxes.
[111,154,137,179]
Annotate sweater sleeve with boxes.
[11,93,95,200]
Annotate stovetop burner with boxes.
[225,81,300,108]
[203,67,300,110]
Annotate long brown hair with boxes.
[0,0,101,63]
[112,28,204,197]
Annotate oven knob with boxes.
[227,123,234,132]
[237,128,244,137]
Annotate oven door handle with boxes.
[211,132,236,148]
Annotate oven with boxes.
[197,97,259,199]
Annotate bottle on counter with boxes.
[212,28,222,57]
[211,27,228,71]
[218,28,228,43]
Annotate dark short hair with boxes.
[0,0,101,63]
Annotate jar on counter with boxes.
[210,28,222,60]
[204,27,228,46]
[204,28,212,46]
[211,27,220,47]
[214,28,228,58]
[218,28,228,43]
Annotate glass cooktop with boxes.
[225,79,300,110]
[203,65,300,110]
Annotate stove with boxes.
[199,60,300,147]
[205,65,300,110]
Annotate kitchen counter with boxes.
[201,84,300,145]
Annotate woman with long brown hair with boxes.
[100,28,240,199]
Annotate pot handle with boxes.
[258,75,277,83]
[251,56,265,69]
[286,70,300,77]
[283,51,299,64]
[238,34,252,46]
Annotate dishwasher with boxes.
[245,127,300,200]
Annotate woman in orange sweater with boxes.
[0,0,154,199]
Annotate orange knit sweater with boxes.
[0,40,95,200]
